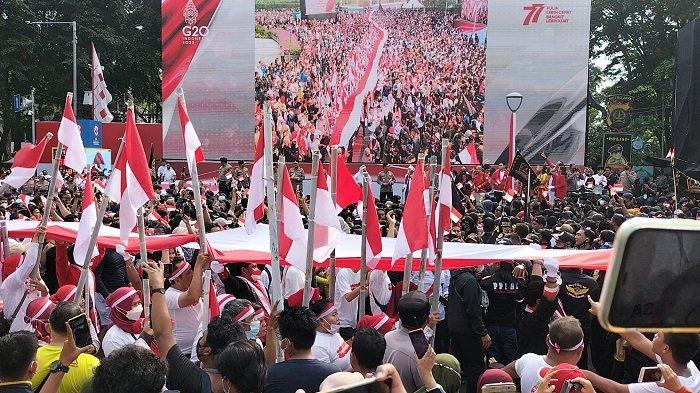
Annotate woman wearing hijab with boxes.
[416,349,462,393]
[102,287,144,356]
[310,299,351,371]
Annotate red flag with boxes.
[279,167,307,271]
[57,94,87,172]
[392,161,428,263]
[1,135,51,189]
[105,107,156,244]
[245,132,266,234]
[334,153,362,209]
[313,164,343,262]
[209,281,220,321]
[176,94,205,175]
[365,186,383,268]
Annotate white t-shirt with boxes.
[165,287,203,355]
[369,270,392,316]
[629,361,700,393]
[102,324,137,357]
[515,353,551,393]
[311,331,351,371]
[158,166,176,183]
[283,266,305,299]
[0,243,40,333]
[335,268,360,328]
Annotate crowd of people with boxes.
[0,153,698,393]
[255,9,485,165]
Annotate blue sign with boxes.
[12,94,21,112]
[77,119,103,148]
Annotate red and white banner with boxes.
[91,44,114,123]
[73,171,99,266]
[245,132,266,234]
[279,167,307,271]
[176,94,205,175]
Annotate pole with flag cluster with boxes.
[431,139,450,318]
[396,154,428,295]
[328,146,339,302]
[302,152,320,306]
[263,104,283,313]
[358,172,370,320]
[419,156,437,282]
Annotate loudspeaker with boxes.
[673,18,700,180]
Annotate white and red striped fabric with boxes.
[392,161,428,264]
[245,132,266,234]
[365,186,383,268]
[1,136,51,189]
[73,170,99,267]
[458,142,480,165]
[437,150,453,234]
[279,167,307,271]
[93,178,106,194]
[609,183,623,194]
[57,95,87,173]
[313,164,343,262]
[503,182,516,203]
[105,107,156,245]
[91,44,113,123]
[450,207,463,223]
[176,94,205,175]
[666,147,675,160]
[334,152,362,210]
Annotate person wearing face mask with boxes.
[24,296,57,344]
[101,287,145,357]
[165,252,207,357]
[310,299,351,371]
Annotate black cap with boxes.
[398,291,430,328]
[555,232,576,247]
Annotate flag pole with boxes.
[358,172,370,321]
[0,221,8,259]
[76,133,127,302]
[35,101,72,279]
[430,139,449,321]
[202,270,212,324]
[525,168,531,222]
[672,155,679,205]
[302,152,320,307]
[137,207,148,269]
[274,155,286,363]
[328,146,339,302]
[402,154,425,295]
[91,43,96,121]
[176,89,207,249]
[419,156,437,283]
[263,103,283,314]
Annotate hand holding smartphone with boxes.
[408,328,429,358]
[67,313,92,348]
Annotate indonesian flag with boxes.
[1,135,51,189]
[208,281,220,321]
[334,152,362,210]
[437,150,453,233]
[458,143,479,165]
[105,107,156,244]
[365,186,383,268]
[176,94,205,175]
[392,161,428,264]
[57,94,87,173]
[245,132,266,234]
[313,164,343,262]
[94,178,106,194]
[503,181,516,203]
[73,170,99,267]
[609,183,624,194]
[91,44,113,123]
[279,167,308,271]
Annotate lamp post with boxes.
[28,21,78,111]
[506,92,523,189]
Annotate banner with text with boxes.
[484,0,591,165]
[602,133,632,169]
[161,0,254,161]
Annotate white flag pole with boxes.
[419,156,437,283]
[302,152,320,307]
[328,146,339,302]
[358,172,370,321]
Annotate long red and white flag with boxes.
[91,44,113,123]
[105,107,156,244]
[1,135,52,189]
[365,186,383,268]
[73,170,99,266]
[458,142,480,165]
[245,132,266,234]
[334,152,362,210]
[176,94,205,175]
[392,161,428,264]
[313,164,343,262]
[429,149,454,263]
[57,94,87,173]
[279,167,307,271]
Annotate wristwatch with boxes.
[151,288,166,296]
[49,360,69,374]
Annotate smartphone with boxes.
[481,382,518,393]
[163,263,174,277]
[67,313,92,348]
[408,328,429,358]
[324,377,391,393]
[560,380,584,393]
[638,367,664,383]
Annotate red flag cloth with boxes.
[2,136,51,189]
[245,132,266,234]
[335,153,362,209]
[209,281,220,321]
[57,95,87,173]
[176,95,205,175]
[365,186,383,268]
[279,167,307,271]
[392,161,428,263]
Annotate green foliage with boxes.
[586,0,695,166]
[255,25,277,39]
[0,0,161,160]
[255,0,299,10]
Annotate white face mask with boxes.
[323,319,341,335]
[126,304,143,321]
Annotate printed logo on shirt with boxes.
[565,283,590,299]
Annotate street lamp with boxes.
[506,92,523,190]
[27,21,78,111]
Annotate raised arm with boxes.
[142,260,176,357]
[178,252,209,308]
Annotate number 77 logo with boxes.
[523,3,546,26]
